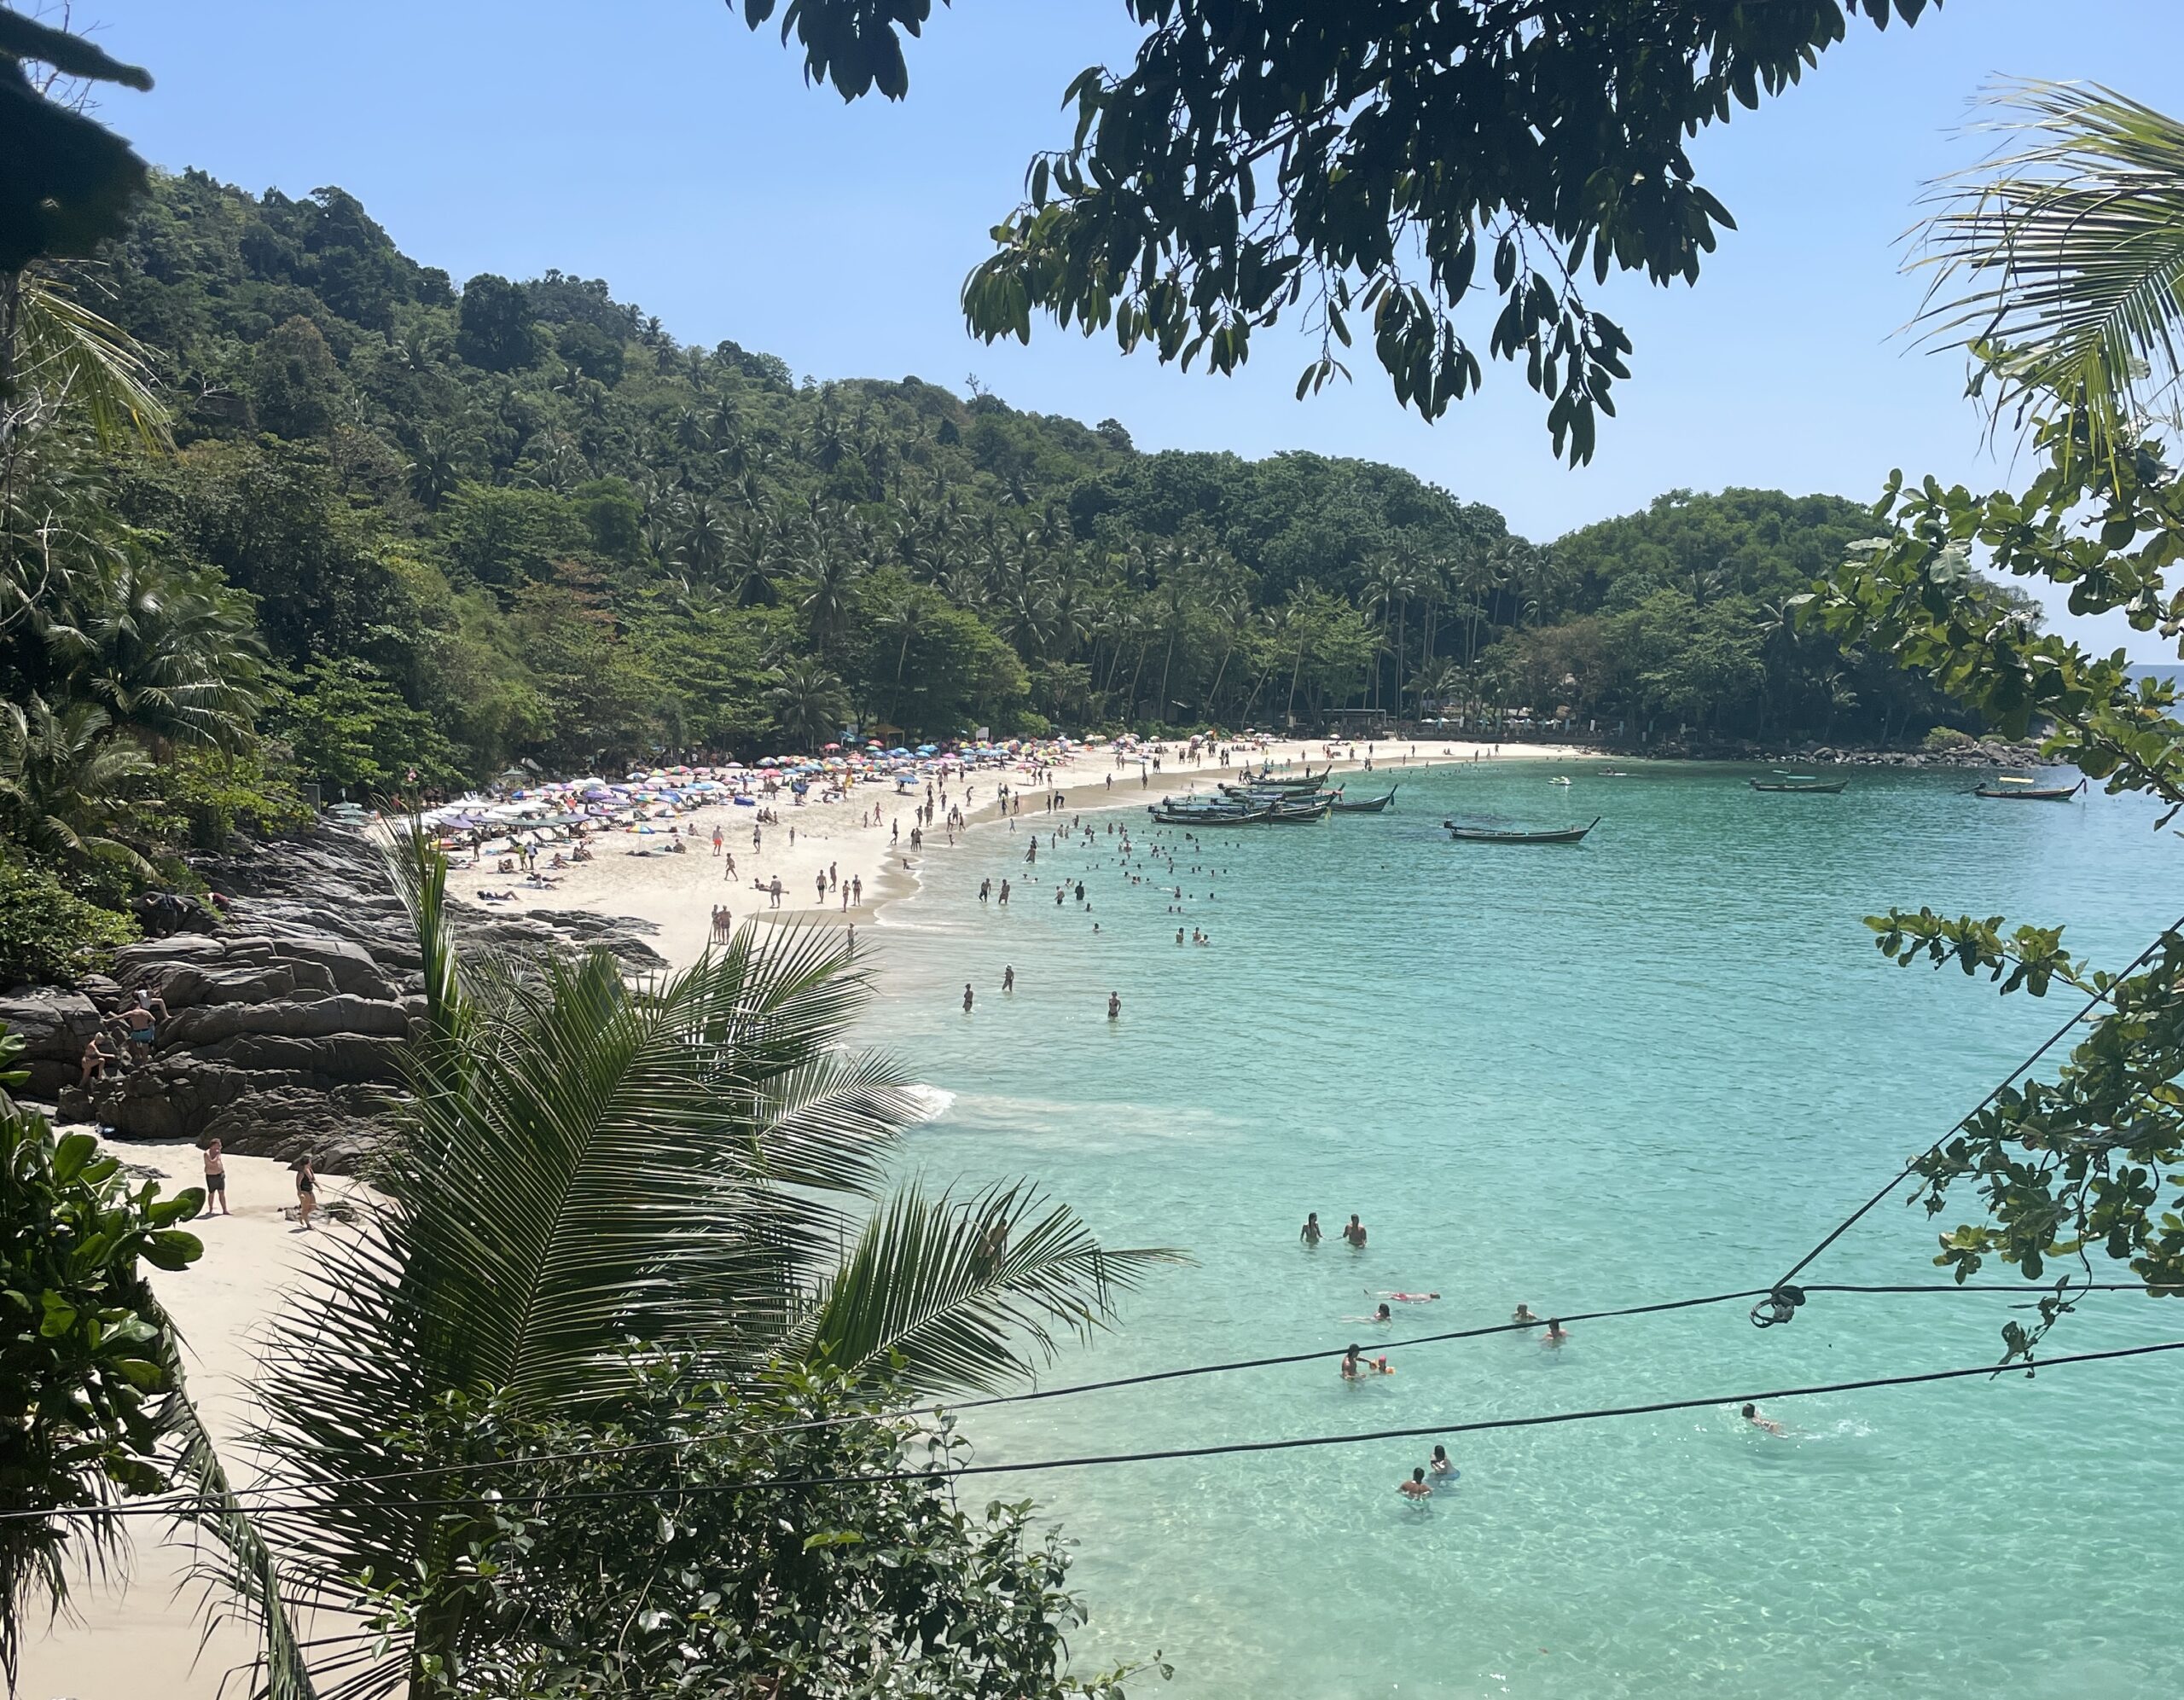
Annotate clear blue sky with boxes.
[73,0,2184,653]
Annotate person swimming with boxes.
[1340,1343,1392,1378]
[1512,1303,1540,1326]
[1380,1291,1439,1303]
[1740,1402,1784,1435]
[1345,1303,1394,1323]
[1542,1317,1569,1347]
[1398,1466,1433,1502]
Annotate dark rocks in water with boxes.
[38,826,666,1167]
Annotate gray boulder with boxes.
[0,989,104,1099]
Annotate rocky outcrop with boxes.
[0,988,106,1099]
[29,827,665,1167]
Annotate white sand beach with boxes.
[465,736,1591,969]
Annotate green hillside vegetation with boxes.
[98,172,1966,775]
[0,170,1984,975]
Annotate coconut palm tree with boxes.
[54,554,264,751]
[214,840,1173,1698]
[874,584,925,729]
[764,656,851,750]
[1913,80,2184,468]
[0,697,152,876]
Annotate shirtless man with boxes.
[1341,1214,1368,1249]
[1398,1467,1433,1502]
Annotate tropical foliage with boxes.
[1812,82,2184,1351]
[0,1030,203,1691]
[746,1,1938,461]
[181,834,1176,1697]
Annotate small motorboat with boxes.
[1972,776,2085,801]
[1750,775,1847,794]
[1443,816,1600,844]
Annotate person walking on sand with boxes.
[202,1138,229,1216]
[291,1152,318,1231]
[1342,1214,1368,1248]
[769,876,783,909]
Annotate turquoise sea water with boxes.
[854,760,2184,1700]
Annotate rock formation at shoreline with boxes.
[3,829,665,1169]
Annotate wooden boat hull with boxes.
[1750,780,1846,793]
[1443,816,1600,844]
[1973,781,2083,800]
[1329,787,1397,813]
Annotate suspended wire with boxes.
[2,1280,2155,1524]
[1750,911,2184,1326]
[25,1334,2184,1524]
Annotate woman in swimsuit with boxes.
[292,1152,318,1231]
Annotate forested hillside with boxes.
[71,173,1970,789]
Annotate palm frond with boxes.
[7,270,171,451]
[154,1330,317,1700]
[1913,78,2184,462]
[793,1181,1187,1396]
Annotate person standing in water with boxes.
[1398,1467,1433,1502]
[1429,1445,1454,1477]
[1542,1318,1569,1348]
[1002,965,1015,993]
[1107,990,1121,1020]
[962,983,974,1014]
[1342,1214,1368,1248]
[1300,1211,1322,1246]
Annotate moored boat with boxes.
[1750,775,1847,794]
[1443,816,1600,844]
[1329,786,1397,813]
[1972,776,2085,801]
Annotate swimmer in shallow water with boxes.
[1345,1303,1395,1323]
[1398,1467,1433,1502]
[1339,1343,1393,1378]
[1542,1317,1569,1348]
[1300,1212,1322,1246]
[1740,1402,1784,1435]
[1379,1291,1439,1303]
[1429,1444,1454,1477]
[1512,1303,1539,1326]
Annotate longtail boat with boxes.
[1241,766,1327,789]
[1151,804,1271,826]
[1264,801,1331,822]
[1972,776,2085,801]
[1329,786,1397,813]
[1443,816,1600,844]
[1750,775,1847,794]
